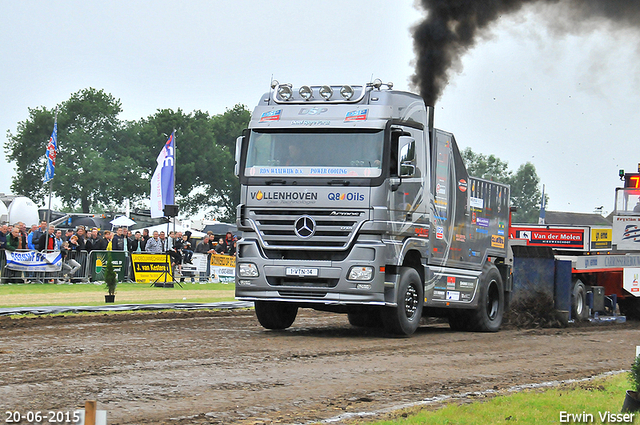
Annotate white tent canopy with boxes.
[110,215,136,228]
[141,223,206,238]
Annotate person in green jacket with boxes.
[6,227,27,251]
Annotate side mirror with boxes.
[398,135,416,177]
[234,135,244,177]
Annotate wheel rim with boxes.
[576,290,584,315]
[486,281,499,321]
[404,284,419,319]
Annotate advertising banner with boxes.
[210,254,236,268]
[209,254,236,283]
[131,253,173,283]
[509,226,587,250]
[612,216,640,250]
[590,228,612,250]
[5,251,62,272]
[89,251,126,281]
[191,253,209,274]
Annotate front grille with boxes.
[249,209,367,250]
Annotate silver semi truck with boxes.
[234,80,511,335]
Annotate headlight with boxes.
[278,85,293,101]
[340,85,354,100]
[238,263,259,277]
[299,85,313,100]
[319,85,333,100]
[348,266,373,281]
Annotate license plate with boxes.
[286,267,318,277]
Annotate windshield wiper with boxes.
[328,180,350,186]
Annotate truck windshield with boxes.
[244,129,384,178]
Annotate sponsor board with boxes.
[613,216,640,250]
[509,226,586,250]
[590,228,612,250]
[210,254,236,268]
[5,251,62,272]
[131,253,172,283]
[210,266,235,283]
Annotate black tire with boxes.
[448,310,472,331]
[572,280,588,321]
[254,301,298,330]
[470,264,504,332]
[381,267,423,336]
[347,307,384,328]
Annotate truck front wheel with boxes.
[254,301,298,330]
[382,267,423,336]
[470,265,504,332]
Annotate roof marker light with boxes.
[340,85,354,100]
[372,78,383,89]
[319,85,333,100]
[299,85,313,100]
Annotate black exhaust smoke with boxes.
[412,0,640,107]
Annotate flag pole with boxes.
[172,129,176,235]
[45,108,58,226]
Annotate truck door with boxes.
[389,126,427,232]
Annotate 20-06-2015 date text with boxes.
[5,410,81,424]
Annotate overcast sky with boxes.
[2,1,639,216]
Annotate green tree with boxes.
[130,104,250,222]
[461,148,545,223]
[5,88,148,212]
[6,89,250,221]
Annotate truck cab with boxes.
[234,80,511,335]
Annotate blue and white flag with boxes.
[43,119,58,183]
[150,131,175,218]
[5,251,62,272]
[538,184,546,225]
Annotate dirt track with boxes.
[0,309,639,424]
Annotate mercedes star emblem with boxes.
[294,215,316,238]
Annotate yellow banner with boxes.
[131,253,173,283]
[591,228,612,250]
[210,254,236,268]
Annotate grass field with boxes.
[0,281,236,307]
[363,373,637,425]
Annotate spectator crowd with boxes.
[1,220,238,282]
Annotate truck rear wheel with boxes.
[470,264,504,332]
[254,301,298,330]
[572,280,588,322]
[381,267,423,336]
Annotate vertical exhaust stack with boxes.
[427,105,435,139]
